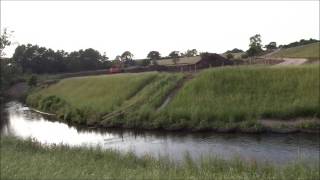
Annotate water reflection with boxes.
[1,101,319,164]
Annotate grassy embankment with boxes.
[1,136,318,180]
[270,42,320,60]
[26,65,319,131]
[27,72,185,126]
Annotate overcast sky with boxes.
[1,1,319,59]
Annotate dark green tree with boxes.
[246,34,263,57]
[147,51,161,60]
[186,49,197,57]
[264,42,277,51]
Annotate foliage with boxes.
[271,42,320,60]
[0,28,13,57]
[1,136,319,180]
[27,66,319,131]
[147,51,161,60]
[169,51,180,59]
[26,72,161,124]
[186,49,198,57]
[225,48,244,54]
[279,38,319,49]
[264,42,277,51]
[12,44,111,74]
[246,34,263,57]
[121,51,133,61]
[27,75,37,87]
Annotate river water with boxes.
[1,101,319,164]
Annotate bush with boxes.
[27,75,37,87]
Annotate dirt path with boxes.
[273,58,308,66]
[157,73,194,111]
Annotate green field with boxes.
[271,42,320,60]
[162,65,319,129]
[27,72,184,125]
[1,136,318,180]
[27,65,319,131]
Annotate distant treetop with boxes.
[225,48,244,54]
[279,38,319,49]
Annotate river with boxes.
[1,101,319,164]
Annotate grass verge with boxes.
[270,42,320,60]
[1,136,318,180]
[159,65,319,130]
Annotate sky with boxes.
[1,1,319,59]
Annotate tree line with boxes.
[7,43,199,74]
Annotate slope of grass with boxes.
[26,72,184,125]
[1,136,318,180]
[160,65,319,130]
[26,65,319,131]
[271,42,320,60]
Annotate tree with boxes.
[0,28,13,57]
[169,51,180,65]
[121,51,133,61]
[246,34,263,57]
[186,49,198,57]
[147,51,161,60]
[169,51,179,59]
[114,55,122,61]
[226,53,234,60]
[264,42,277,51]
[225,48,244,54]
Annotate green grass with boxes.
[160,65,319,129]
[1,136,318,180]
[26,65,319,131]
[26,72,184,125]
[271,42,320,60]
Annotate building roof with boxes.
[155,56,201,66]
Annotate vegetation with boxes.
[279,38,319,49]
[26,72,184,126]
[26,65,319,131]
[12,44,111,74]
[169,51,180,59]
[225,48,244,54]
[264,42,277,51]
[270,42,320,60]
[185,49,198,57]
[246,34,263,57]
[161,65,319,129]
[1,136,318,180]
[147,51,161,60]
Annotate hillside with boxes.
[270,42,320,60]
[27,65,319,131]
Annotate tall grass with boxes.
[271,42,320,60]
[26,72,184,125]
[162,65,319,129]
[1,136,318,180]
[26,65,319,130]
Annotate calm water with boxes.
[1,101,319,164]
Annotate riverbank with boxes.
[26,65,320,133]
[1,136,318,180]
